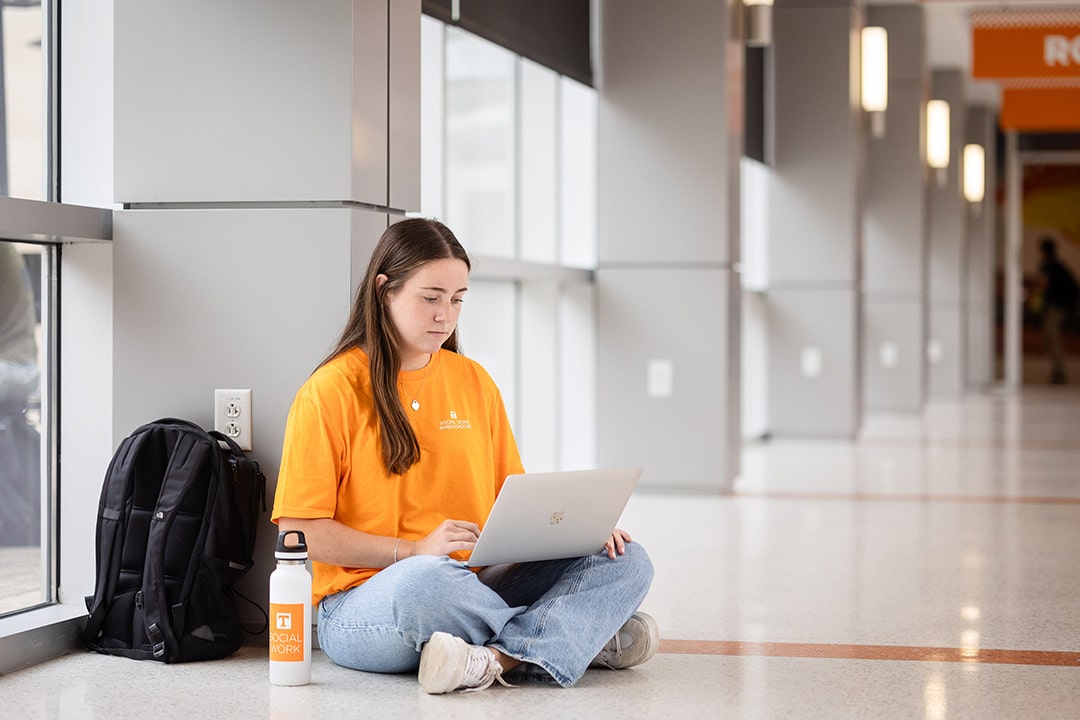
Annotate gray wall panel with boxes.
[927,69,967,395]
[596,267,735,492]
[864,84,927,296]
[864,299,925,411]
[596,0,741,490]
[115,0,394,205]
[861,5,929,413]
[928,306,965,397]
[112,207,388,620]
[768,1,861,437]
[389,0,422,212]
[967,308,994,389]
[966,106,996,389]
[928,70,967,304]
[768,288,859,437]
[868,5,925,83]
[597,0,739,265]
[770,6,861,286]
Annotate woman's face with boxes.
[380,257,469,371]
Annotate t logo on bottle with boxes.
[269,530,312,686]
[270,603,305,662]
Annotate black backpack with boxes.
[82,418,266,663]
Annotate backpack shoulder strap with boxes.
[82,429,151,648]
[209,429,266,563]
[140,422,221,661]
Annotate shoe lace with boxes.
[594,632,625,669]
[462,646,516,692]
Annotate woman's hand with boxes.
[603,528,633,560]
[415,519,481,558]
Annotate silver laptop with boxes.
[466,466,643,567]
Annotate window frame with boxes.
[0,198,110,673]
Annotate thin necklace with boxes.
[400,355,437,411]
[402,374,427,412]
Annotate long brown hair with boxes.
[322,218,471,475]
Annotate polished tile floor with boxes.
[5,388,1080,718]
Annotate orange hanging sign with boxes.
[999,86,1080,131]
[972,25,1080,79]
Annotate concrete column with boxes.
[768,0,862,437]
[1004,131,1022,390]
[58,1,116,607]
[115,0,419,210]
[863,5,928,413]
[966,105,997,389]
[110,0,418,629]
[595,0,742,492]
[927,69,968,397]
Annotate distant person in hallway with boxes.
[1034,237,1079,384]
[272,218,656,694]
[0,243,42,546]
[0,244,39,407]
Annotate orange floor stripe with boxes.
[735,491,1080,505]
[659,640,1080,667]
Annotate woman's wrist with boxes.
[392,538,418,564]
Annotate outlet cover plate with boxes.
[214,388,252,451]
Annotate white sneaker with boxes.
[590,612,659,669]
[418,632,514,694]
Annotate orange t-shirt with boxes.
[272,347,524,606]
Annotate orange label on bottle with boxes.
[269,603,305,662]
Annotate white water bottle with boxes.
[269,530,312,686]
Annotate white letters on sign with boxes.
[1044,35,1080,66]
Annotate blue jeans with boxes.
[317,542,654,687]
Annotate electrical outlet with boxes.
[646,359,674,398]
[214,389,252,451]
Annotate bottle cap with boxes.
[276,529,308,560]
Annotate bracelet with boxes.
[393,537,402,564]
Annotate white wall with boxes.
[58,243,113,605]
[57,1,415,629]
[741,291,769,440]
[741,158,769,440]
[58,0,116,608]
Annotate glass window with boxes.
[425,20,599,471]
[740,156,770,291]
[0,0,54,619]
[559,282,596,470]
[0,240,51,615]
[520,60,557,264]
[559,77,596,269]
[1,2,46,200]
[444,27,516,258]
[457,279,517,424]
[519,280,558,469]
[740,157,770,439]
